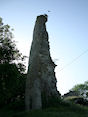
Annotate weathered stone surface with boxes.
[25,14,59,110]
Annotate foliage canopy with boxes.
[71,81,88,99]
[0,17,26,107]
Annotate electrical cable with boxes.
[59,48,88,71]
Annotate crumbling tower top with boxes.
[36,14,48,23]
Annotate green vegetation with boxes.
[71,81,88,99]
[0,95,88,117]
[0,17,26,107]
[0,100,88,117]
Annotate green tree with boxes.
[71,81,88,99]
[0,17,26,106]
[0,17,25,64]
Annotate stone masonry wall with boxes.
[25,15,59,110]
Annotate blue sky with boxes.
[0,0,88,95]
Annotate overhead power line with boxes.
[59,48,88,71]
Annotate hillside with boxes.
[0,101,88,117]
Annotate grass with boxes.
[0,101,88,117]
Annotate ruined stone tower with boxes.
[25,15,59,110]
